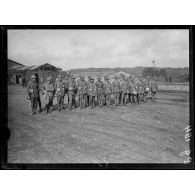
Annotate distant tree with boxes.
[159,69,167,77]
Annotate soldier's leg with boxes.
[114,92,117,105]
[30,97,35,114]
[137,94,140,104]
[68,93,72,110]
[108,94,111,106]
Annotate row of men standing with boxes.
[27,74,158,115]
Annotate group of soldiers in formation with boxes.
[27,73,158,115]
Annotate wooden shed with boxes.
[25,63,60,84]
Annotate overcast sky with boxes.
[8,29,189,70]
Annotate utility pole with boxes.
[152,60,156,77]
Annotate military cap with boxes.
[90,77,94,80]
[146,76,150,79]
[31,75,36,79]
[58,74,62,78]
[71,75,75,79]
[47,76,52,81]
[88,76,91,79]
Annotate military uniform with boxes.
[130,79,138,104]
[27,75,40,115]
[86,76,91,107]
[112,76,120,105]
[143,77,150,102]
[88,78,96,108]
[103,76,112,106]
[138,78,145,103]
[77,77,88,109]
[62,77,69,109]
[54,75,64,111]
[150,77,158,101]
[120,78,130,105]
[42,77,55,113]
[96,77,104,107]
[67,76,77,110]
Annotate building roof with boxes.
[8,59,26,70]
[27,63,58,71]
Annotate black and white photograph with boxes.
[1,27,192,167]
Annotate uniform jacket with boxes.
[95,81,104,94]
[138,81,145,94]
[42,82,55,97]
[67,80,77,95]
[112,80,120,93]
[88,82,96,96]
[77,80,88,95]
[120,80,130,94]
[131,82,138,94]
[27,81,39,98]
[103,81,112,94]
[54,80,64,96]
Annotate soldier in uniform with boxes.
[120,75,130,105]
[95,75,104,107]
[150,76,158,101]
[88,77,96,108]
[27,75,40,115]
[67,75,77,110]
[130,75,138,104]
[103,75,112,107]
[54,75,64,111]
[77,76,88,109]
[143,76,150,102]
[62,75,69,109]
[86,76,91,107]
[112,75,120,106]
[42,76,55,113]
[138,77,145,103]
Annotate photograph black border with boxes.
[0,25,194,170]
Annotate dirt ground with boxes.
[8,85,189,163]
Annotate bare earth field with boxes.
[8,85,189,163]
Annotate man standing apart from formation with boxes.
[27,75,40,115]
[54,75,64,111]
[42,76,55,113]
[150,76,158,101]
[67,75,77,110]
[103,75,112,107]
[112,75,120,106]
[143,76,150,102]
[96,75,104,107]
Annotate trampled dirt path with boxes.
[8,85,189,163]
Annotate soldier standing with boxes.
[42,76,55,113]
[67,75,77,110]
[120,75,130,105]
[130,76,138,104]
[143,76,150,102]
[96,75,104,107]
[150,76,158,101]
[88,77,96,108]
[62,75,69,109]
[103,75,112,107]
[27,75,40,115]
[112,75,120,106]
[138,77,145,103]
[86,76,91,107]
[54,75,64,111]
[77,76,88,109]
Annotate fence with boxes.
[158,82,189,92]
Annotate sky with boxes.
[8,29,189,70]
